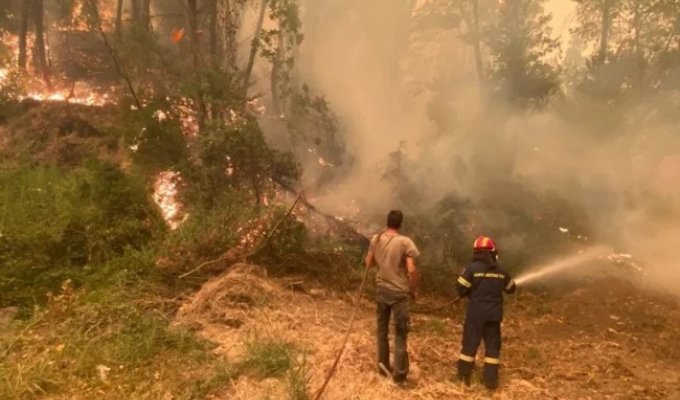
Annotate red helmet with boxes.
[473,236,496,251]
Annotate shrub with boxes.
[193,116,298,207]
[0,162,164,309]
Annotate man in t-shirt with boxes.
[365,210,420,385]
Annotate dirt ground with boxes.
[176,264,680,400]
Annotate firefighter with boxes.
[456,235,516,389]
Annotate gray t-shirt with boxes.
[369,233,420,293]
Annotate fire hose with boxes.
[311,262,464,399]
[412,296,463,314]
[311,260,370,400]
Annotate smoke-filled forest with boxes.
[1,0,679,399]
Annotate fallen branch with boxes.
[178,257,227,279]
[274,178,369,247]
[246,192,303,258]
[178,192,303,279]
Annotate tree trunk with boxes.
[32,0,51,88]
[210,0,222,120]
[85,0,143,110]
[142,0,152,31]
[270,24,284,116]
[18,0,29,71]
[210,0,219,65]
[187,0,207,126]
[224,0,239,71]
[131,0,141,22]
[598,0,612,64]
[458,0,486,100]
[115,0,124,37]
[243,0,269,96]
[187,0,201,70]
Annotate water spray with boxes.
[514,245,611,286]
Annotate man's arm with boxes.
[456,267,474,297]
[365,251,375,269]
[406,256,419,299]
[404,238,420,298]
[504,272,516,294]
[365,234,378,268]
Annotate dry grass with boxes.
[0,281,231,400]
[176,264,680,400]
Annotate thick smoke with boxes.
[257,1,680,291]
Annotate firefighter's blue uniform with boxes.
[456,249,516,389]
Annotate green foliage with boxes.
[194,116,298,206]
[181,366,234,400]
[0,267,232,399]
[198,66,244,111]
[239,339,295,379]
[0,57,24,117]
[77,160,165,260]
[572,0,680,107]
[261,0,303,113]
[0,163,164,308]
[124,106,188,173]
[288,86,347,189]
[486,0,561,108]
[156,189,256,275]
[256,207,307,262]
[287,355,310,400]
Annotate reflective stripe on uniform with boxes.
[473,272,504,279]
[505,280,516,290]
[484,357,500,365]
[457,276,472,288]
[459,353,475,362]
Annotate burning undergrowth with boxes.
[153,170,185,230]
[155,189,293,275]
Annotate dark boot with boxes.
[457,359,473,386]
[393,375,407,387]
[484,379,499,390]
[483,361,499,390]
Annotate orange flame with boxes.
[153,170,186,230]
[171,28,185,43]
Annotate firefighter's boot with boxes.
[483,358,499,390]
[457,356,474,386]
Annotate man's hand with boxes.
[407,257,419,301]
[364,251,375,269]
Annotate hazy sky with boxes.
[545,0,577,45]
